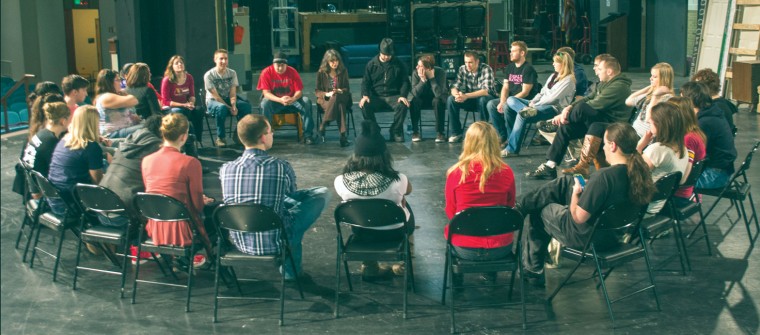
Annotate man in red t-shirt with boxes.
[257,52,315,145]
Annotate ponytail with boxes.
[605,123,656,206]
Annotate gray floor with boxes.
[2,63,759,334]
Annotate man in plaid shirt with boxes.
[220,114,330,280]
[447,51,498,143]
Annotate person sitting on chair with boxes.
[486,41,538,146]
[519,122,655,286]
[526,54,632,180]
[62,74,90,115]
[557,47,589,100]
[444,121,516,284]
[204,48,253,147]
[315,49,352,147]
[220,114,330,281]
[359,38,411,143]
[161,55,203,142]
[447,51,498,143]
[409,54,448,143]
[691,68,738,136]
[258,51,316,145]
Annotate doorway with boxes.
[68,9,102,80]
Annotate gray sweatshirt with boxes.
[530,73,575,112]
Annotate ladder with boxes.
[723,0,760,111]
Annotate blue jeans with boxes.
[448,95,494,135]
[261,97,315,137]
[499,97,558,154]
[281,186,331,279]
[206,98,252,140]
[696,167,731,189]
[107,124,143,139]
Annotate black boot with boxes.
[339,132,351,147]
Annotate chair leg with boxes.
[546,253,585,303]
[748,191,759,231]
[674,219,692,271]
[73,235,85,290]
[52,228,66,282]
[22,217,37,263]
[287,251,304,299]
[407,247,416,293]
[213,249,221,323]
[29,221,44,269]
[119,239,130,299]
[15,215,30,249]
[738,199,754,243]
[641,231,661,311]
[185,249,194,312]
[402,240,409,319]
[334,246,342,318]
[279,265,286,326]
[131,237,144,304]
[518,249,527,330]
[591,248,615,327]
[448,253,456,334]
[441,249,450,305]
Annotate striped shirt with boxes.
[220,148,296,255]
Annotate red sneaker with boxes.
[192,254,207,269]
[130,246,152,265]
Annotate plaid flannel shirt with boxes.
[220,148,296,255]
[454,62,496,96]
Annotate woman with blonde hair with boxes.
[95,69,140,139]
[444,121,516,283]
[501,51,576,157]
[315,49,352,146]
[627,62,674,138]
[142,113,215,267]
[47,106,106,214]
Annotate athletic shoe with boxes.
[526,163,557,180]
[448,134,462,143]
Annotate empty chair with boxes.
[333,199,415,319]
[212,203,304,325]
[546,204,659,328]
[412,7,438,52]
[441,206,527,333]
[641,171,689,274]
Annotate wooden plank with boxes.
[733,23,760,30]
[737,0,760,6]
[726,70,733,79]
[729,47,760,56]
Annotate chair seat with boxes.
[140,239,195,256]
[343,237,405,261]
[642,215,672,237]
[696,183,750,200]
[26,198,39,217]
[220,249,278,266]
[452,256,517,274]
[563,245,644,268]
[39,212,75,231]
[81,226,125,242]
[674,201,700,220]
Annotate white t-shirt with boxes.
[644,142,689,213]
[204,67,239,101]
[334,172,410,224]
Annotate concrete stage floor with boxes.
[2,63,759,334]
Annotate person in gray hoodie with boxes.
[527,54,632,180]
[98,115,163,227]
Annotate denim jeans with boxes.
[452,245,513,261]
[695,167,731,189]
[260,97,315,137]
[107,124,143,139]
[281,186,331,279]
[168,107,203,139]
[496,97,558,153]
[206,98,252,140]
[448,95,494,135]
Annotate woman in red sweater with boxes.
[161,55,203,143]
[444,121,516,282]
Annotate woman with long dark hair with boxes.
[94,69,140,139]
[161,55,203,141]
[315,49,352,146]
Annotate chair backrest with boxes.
[681,159,706,188]
[133,192,192,223]
[650,171,683,202]
[75,183,128,215]
[413,7,436,31]
[30,170,62,200]
[447,206,523,243]
[594,203,644,232]
[733,142,757,179]
[213,203,284,234]
[334,199,406,230]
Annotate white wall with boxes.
[1,0,26,79]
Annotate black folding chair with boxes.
[212,203,304,325]
[441,206,527,333]
[333,199,415,319]
[316,102,357,138]
[14,160,44,263]
[28,171,81,282]
[545,204,659,328]
[73,183,140,298]
[695,141,759,244]
[131,192,204,312]
[199,87,238,146]
[641,171,689,274]
[672,159,712,255]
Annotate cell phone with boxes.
[574,174,586,191]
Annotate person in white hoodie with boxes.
[500,51,576,157]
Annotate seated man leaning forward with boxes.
[518,122,655,286]
[204,48,253,147]
[448,51,498,143]
[219,114,330,281]
[258,51,316,145]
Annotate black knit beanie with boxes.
[379,38,395,56]
[354,120,387,157]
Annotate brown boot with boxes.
[561,135,602,178]
[593,150,610,171]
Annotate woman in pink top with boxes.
[669,96,707,207]
[161,55,203,142]
[444,122,516,283]
[142,113,215,266]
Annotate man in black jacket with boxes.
[359,38,411,142]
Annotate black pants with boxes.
[518,176,592,272]
[409,95,446,134]
[361,95,409,137]
[546,102,609,163]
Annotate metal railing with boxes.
[1,74,35,133]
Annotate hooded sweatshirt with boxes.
[697,104,737,173]
[100,127,162,211]
[572,73,632,123]
[361,55,410,98]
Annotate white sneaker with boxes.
[448,134,462,143]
